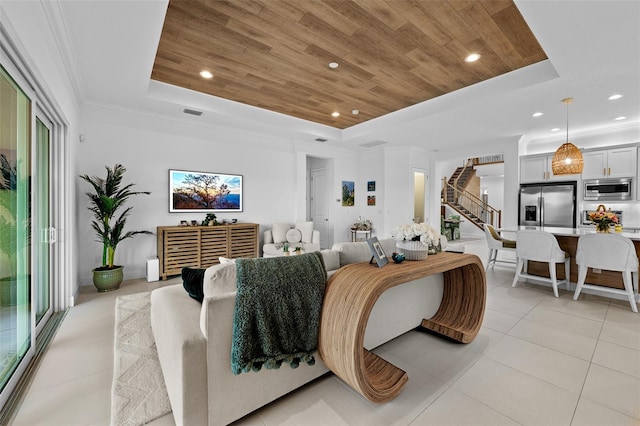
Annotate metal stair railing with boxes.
[442,177,502,229]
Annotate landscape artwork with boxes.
[342,180,354,206]
[169,169,243,212]
[367,195,376,206]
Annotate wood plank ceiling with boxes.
[152,0,547,129]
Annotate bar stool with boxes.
[512,229,570,297]
[483,224,516,271]
[573,233,638,313]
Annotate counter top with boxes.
[498,226,640,241]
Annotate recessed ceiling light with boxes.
[329,62,339,69]
[199,70,213,79]
[331,111,340,117]
[608,94,623,100]
[550,128,561,132]
[464,53,481,63]
[532,112,543,117]
[615,116,627,120]
[351,109,359,115]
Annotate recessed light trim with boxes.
[464,53,481,63]
[331,111,340,117]
[608,94,623,100]
[615,116,627,120]
[199,70,213,79]
[532,112,543,117]
[329,62,339,69]
[351,109,359,115]
[550,128,561,132]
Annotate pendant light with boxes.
[551,97,583,175]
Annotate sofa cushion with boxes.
[271,223,290,244]
[320,249,340,272]
[219,257,236,264]
[286,228,302,243]
[182,267,206,302]
[203,263,237,297]
[296,221,314,243]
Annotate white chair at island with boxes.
[573,233,638,313]
[483,224,515,270]
[512,229,570,297]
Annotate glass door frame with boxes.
[0,27,69,411]
[34,112,53,334]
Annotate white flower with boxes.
[390,222,440,245]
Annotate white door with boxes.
[311,168,330,249]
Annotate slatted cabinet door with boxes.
[200,227,229,266]
[162,228,200,279]
[157,223,259,279]
[229,225,259,259]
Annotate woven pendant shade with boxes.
[551,142,584,175]
[551,97,583,175]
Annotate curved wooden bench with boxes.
[318,252,486,403]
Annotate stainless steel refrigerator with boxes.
[518,182,577,228]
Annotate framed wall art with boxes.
[169,169,243,212]
[342,180,354,206]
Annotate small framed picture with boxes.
[366,236,388,268]
[191,220,198,226]
[367,195,376,206]
[367,181,376,191]
[180,220,188,226]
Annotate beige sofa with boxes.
[150,238,444,425]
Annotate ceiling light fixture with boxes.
[199,70,213,79]
[615,116,627,120]
[329,62,339,69]
[550,128,561,132]
[331,111,340,118]
[351,109,359,115]
[551,97,583,175]
[464,53,481,63]
[608,94,622,100]
[532,112,543,117]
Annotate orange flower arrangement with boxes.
[588,210,619,233]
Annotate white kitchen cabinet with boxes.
[520,154,580,183]
[582,146,637,179]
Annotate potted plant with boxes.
[80,164,152,291]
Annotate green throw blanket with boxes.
[231,252,327,375]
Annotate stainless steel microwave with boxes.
[583,178,633,201]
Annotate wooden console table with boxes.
[318,252,486,403]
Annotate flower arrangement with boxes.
[352,216,372,231]
[588,209,619,233]
[390,222,440,246]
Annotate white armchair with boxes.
[262,222,320,257]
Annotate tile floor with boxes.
[9,239,640,426]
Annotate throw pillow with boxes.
[203,263,237,298]
[219,257,236,264]
[271,223,290,244]
[295,221,314,243]
[286,228,302,243]
[182,267,206,303]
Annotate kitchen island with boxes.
[500,226,640,290]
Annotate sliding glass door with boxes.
[0,65,32,396]
[35,117,51,327]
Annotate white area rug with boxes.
[111,292,172,425]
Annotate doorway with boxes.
[307,156,332,249]
[413,169,427,223]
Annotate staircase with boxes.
[441,158,502,230]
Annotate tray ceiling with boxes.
[152,0,547,129]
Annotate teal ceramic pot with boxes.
[92,266,124,292]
